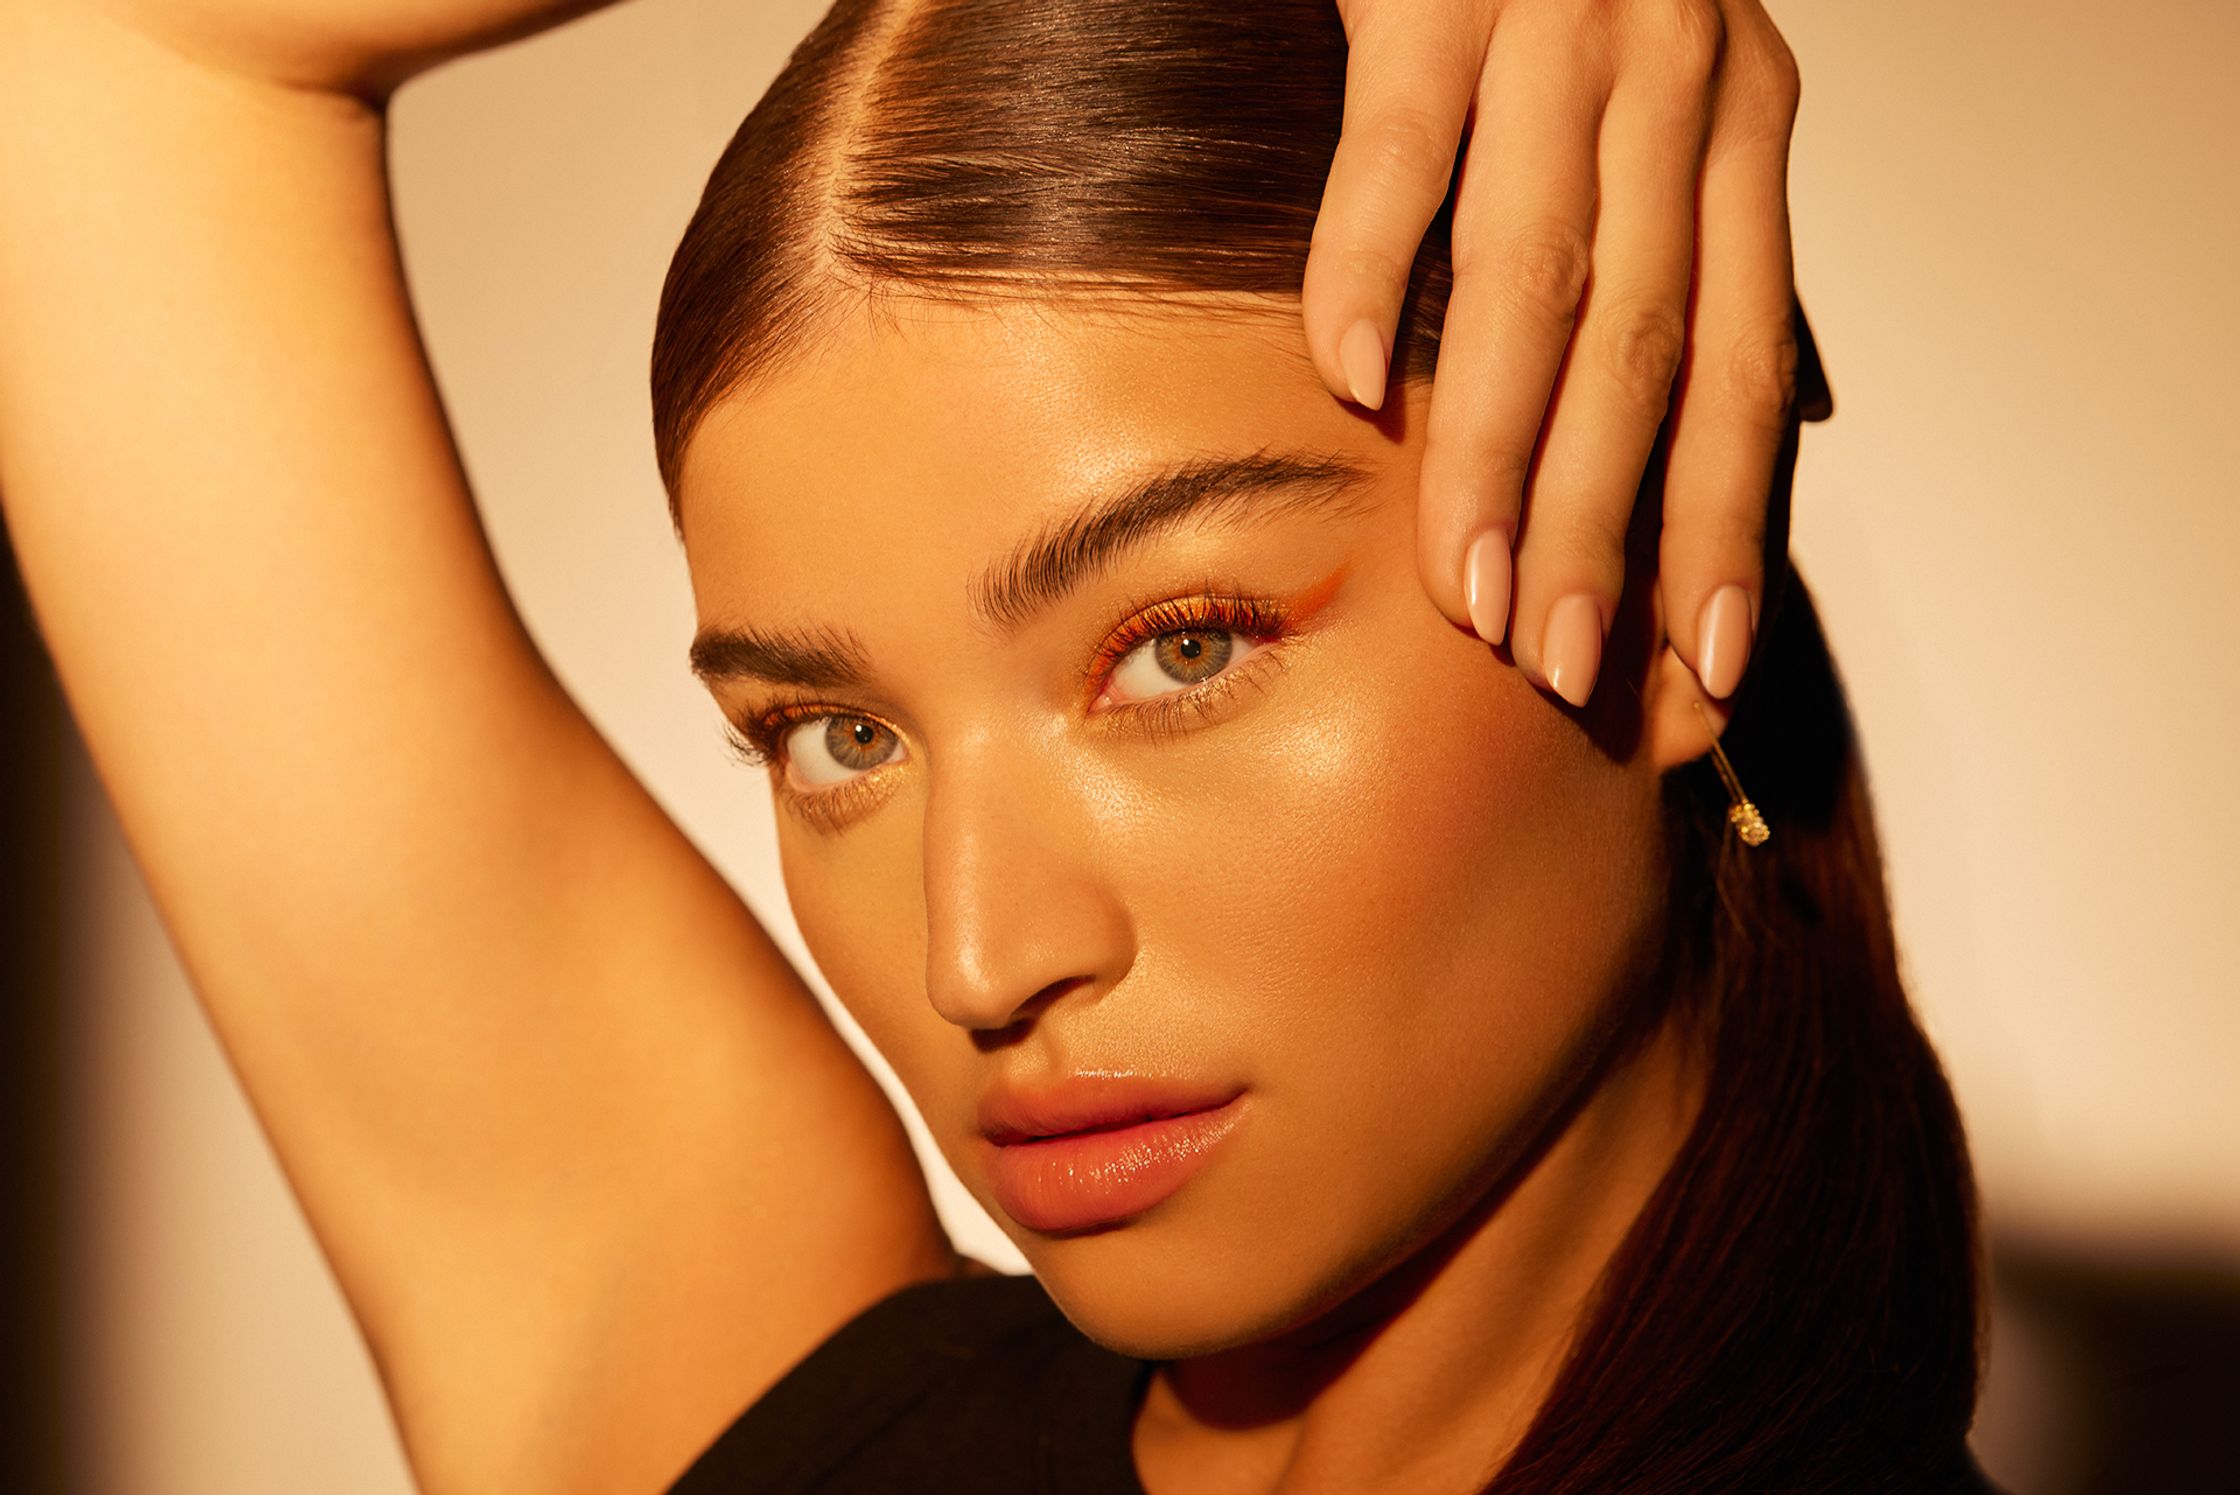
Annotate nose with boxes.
[920,742,1134,1032]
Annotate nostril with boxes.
[969,1020,1030,1055]
[962,974,1091,1053]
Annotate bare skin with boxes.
[0,2,1782,1492]
[1,10,959,1492]
[680,297,1714,1493]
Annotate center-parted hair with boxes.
[649,3,1986,1489]
[650,0,1450,508]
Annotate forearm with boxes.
[0,7,559,971]
[0,20,954,1491]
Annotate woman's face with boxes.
[677,297,1680,1357]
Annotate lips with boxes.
[976,1074,1247,1233]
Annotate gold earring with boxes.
[1691,698,1770,847]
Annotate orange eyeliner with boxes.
[1284,561,1350,627]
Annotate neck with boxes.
[1132,1008,1705,1495]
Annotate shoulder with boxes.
[666,1271,1148,1495]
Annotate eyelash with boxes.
[719,589,1297,821]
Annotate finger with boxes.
[1302,0,1492,412]
[1509,1,1719,707]
[1659,6,1802,701]
[1414,9,1607,647]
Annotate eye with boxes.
[780,714,905,791]
[727,589,1300,820]
[1105,624,1266,705]
[1086,592,1293,716]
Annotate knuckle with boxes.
[1726,506,1770,559]
[1760,43,1803,121]
[1656,0,1728,81]
[1534,500,1632,575]
[1602,300,1688,411]
[1561,0,1623,38]
[1519,0,1612,32]
[1733,20,1802,122]
[1689,499,1768,560]
[1325,240,1417,307]
[1486,220,1591,327]
[1356,104,1459,198]
[1578,514,1632,573]
[1723,322,1801,431]
[1479,443,1535,497]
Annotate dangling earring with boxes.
[1691,698,1770,847]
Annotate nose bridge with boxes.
[920,734,1133,1031]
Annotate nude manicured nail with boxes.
[1462,529,1512,646]
[1696,584,1754,699]
[1338,319,1387,410]
[1543,593,1603,708]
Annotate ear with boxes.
[1642,585,1729,774]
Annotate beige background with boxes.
[58,0,2240,1490]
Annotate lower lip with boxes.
[985,1097,1245,1234]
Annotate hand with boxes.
[1304,0,1807,707]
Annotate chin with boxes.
[1011,1193,1391,1361]
[1029,1246,1297,1360]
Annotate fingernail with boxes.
[1462,528,1512,646]
[1543,593,1604,708]
[1696,584,1754,699]
[1338,319,1387,411]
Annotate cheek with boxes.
[775,818,931,1072]
[769,581,1662,1298]
[1130,612,1647,1020]
[1103,609,1662,1262]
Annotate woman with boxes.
[0,0,1991,1491]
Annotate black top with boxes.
[666,1273,2009,1494]
[668,1273,1150,1495]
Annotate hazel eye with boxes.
[782,714,904,789]
[1107,627,1263,704]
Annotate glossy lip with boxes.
[976,1075,1247,1234]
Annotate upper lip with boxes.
[976,1072,1243,1146]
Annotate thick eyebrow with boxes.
[970,448,1376,632]
[688,619,874,690]
[689,448,1376,688]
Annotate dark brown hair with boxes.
[650,2,1985,1488]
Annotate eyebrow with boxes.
[688,449,1376,689]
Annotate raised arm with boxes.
[0,6,955,1491]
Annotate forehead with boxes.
[673,297,1365,626]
